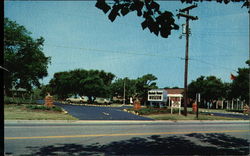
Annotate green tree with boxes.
[49,69,115,102]
[40,84,53,98]
[49,72,73,99]
[4,18,50,95]
[96,0,248,39]
[78,69,115,103]
[110,74,158,104]
[110,77,137,102]
[79,75,106,103]
[135,74,158,104]
[230,60,249,103]
[188,76,224,108]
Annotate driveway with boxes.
[54,102,153,120]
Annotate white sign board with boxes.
[171,101,181,115]
[148,90,167,102]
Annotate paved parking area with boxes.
[54,102,153,120]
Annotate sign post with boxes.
[196,93,200,119]
[171,100,181,115]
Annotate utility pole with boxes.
[177,4,198,116]
[123,79,126,105]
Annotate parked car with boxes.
[66,95,88,103]
[94,97,112,104]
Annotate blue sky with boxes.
[4,1,249,88]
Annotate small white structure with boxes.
[165,89,184,115]
[148,89,168,108]
[169,94,182,115]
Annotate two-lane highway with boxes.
[4,120,250,155]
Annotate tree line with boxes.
[41,70,158,104]
[41,64,248,107]
[188,60,249,108]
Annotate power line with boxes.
[46,44,183,60]
[4,39,182,59]
[5,39,241,72]
[189,58,238,72]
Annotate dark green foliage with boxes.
[49,69,115,102]
[188,60,249,107]
[95,0,179,38]
[110,74,158,104]
[188,75,225,108]
[40,85,53,98]
[230,60,249,102]
[135,108,167,115]
[4,18,50,95]
[4,96,36,104]
[226,109,243,113]
[136,74,158,104]
[110,77,137,102]
[26,105,62,112]
[96,0,248,38]
[128,107,185,115]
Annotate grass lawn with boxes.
[4,104,77,120]
[127,107,242,120]
[144,113,240,120]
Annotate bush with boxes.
[4,96,36,104]
[129,107,191,115]
[226,109,243,113]
[4,96,12,104]
[133,108,169,115]
[26,105,63,112]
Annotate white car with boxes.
[94,97,112,104]
[66,96,88,103]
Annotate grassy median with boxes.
[144,114,239,120]
[128,108,241,120]
[4,104,77,120]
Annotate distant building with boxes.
[148,89,168,108]
[147,88,185,108]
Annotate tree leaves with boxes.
[108,5,121,22]
[181,0,249,8]
[95,0,111,14]
[49,69,115,100]
[95,0,179,38]
[4,18,50,94]
[96,0,247,38]
[230,61,249,102]
[111,74,158,103]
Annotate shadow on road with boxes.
[22,133,249,155]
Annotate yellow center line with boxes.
[5,130,249,140]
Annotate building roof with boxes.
[165,88,184,95]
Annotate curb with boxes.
[4,120,249,124]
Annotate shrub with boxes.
[134,108,169,115]
[26,105,63,112]
[4,96,36,104]
[4,96,12,104]
[129,107,190,115]
[226,109,243,113]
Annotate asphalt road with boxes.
[53,102,153,120]
[4,120,250,155]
